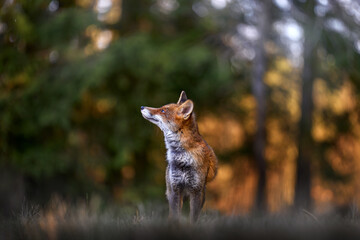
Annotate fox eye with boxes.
[161,109,165,113]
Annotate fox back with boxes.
[141,91,217,223]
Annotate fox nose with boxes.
[141,106,145,110]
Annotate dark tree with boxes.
[251,1,271,212]
[294,1,321,209]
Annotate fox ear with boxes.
[177,91,188,105]
[180,100,193,120]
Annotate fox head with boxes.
[140,91,194,134]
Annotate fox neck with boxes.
[163,115,202,151]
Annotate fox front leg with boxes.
[168,189,182,221]
[189,190,204,223]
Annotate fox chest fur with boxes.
[165,133,204,192]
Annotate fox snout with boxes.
[141,106,159,124]
[140,106,151,118]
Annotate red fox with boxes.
[140,91,218,223]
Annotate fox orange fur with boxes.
[140,91,217,223]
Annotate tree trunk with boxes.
[294,18,320,210]
[251,1,270,213]
[0,166,25,218]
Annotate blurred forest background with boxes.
[1,0,360,218]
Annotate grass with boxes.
[2,198,360,240]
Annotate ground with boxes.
[1,200,360,240]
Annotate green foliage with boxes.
[0,0,233,200]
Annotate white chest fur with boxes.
[164,132,201,190]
